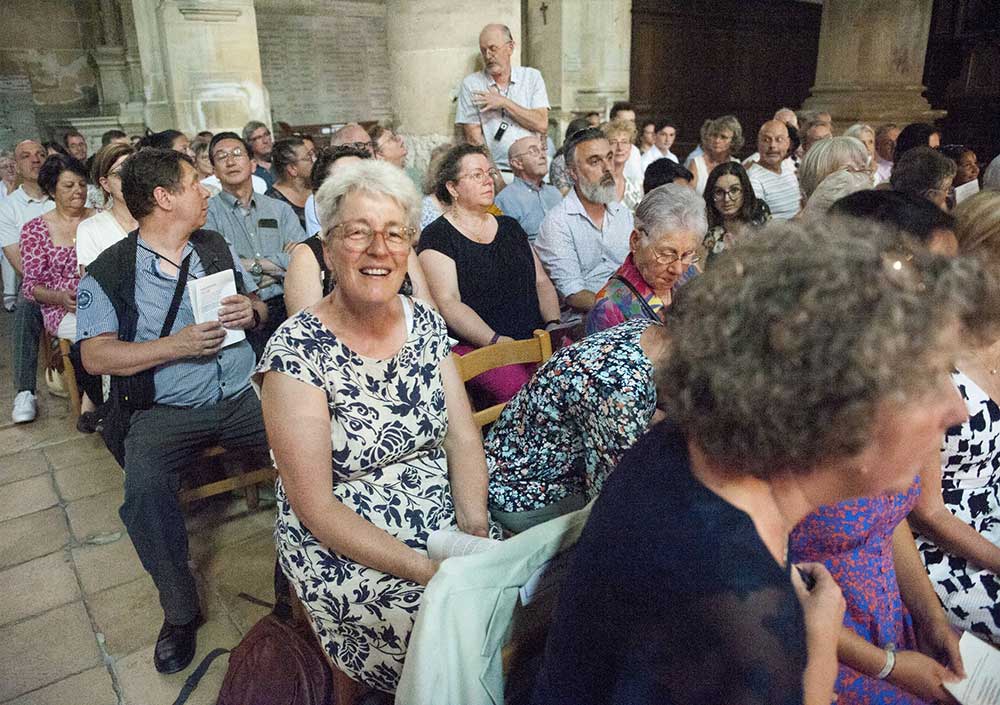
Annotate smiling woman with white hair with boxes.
[586,183,706,334]
[258,158,496,696]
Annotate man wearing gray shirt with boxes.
[535,128,633,320]
[204,131,306,356]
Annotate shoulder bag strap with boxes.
[159,253,192,338]
[611,274,661,322]
[171,648,230,705]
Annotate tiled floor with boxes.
[0,312,276,704]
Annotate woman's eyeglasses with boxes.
[712,186,743,201]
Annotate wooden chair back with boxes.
[452,329,553,427]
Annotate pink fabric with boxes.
[20,216,80,336]
[452,343,536,409]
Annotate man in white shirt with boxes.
[874,124,900,185]
[746,121,800,220]
[640,119,679,173]
[456,24,550,179]
[0,140,55,423]
[535,128,633,318]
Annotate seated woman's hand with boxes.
[887,651,961,704]
[60,290,76,313]
[456,509,490,538]
[793,562,845,645]
[914,616,965,679]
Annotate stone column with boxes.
[385,0,521,175]
[803,0,945,128]
[523,0,632,143]
[131,0,269,135]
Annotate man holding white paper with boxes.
[77,148,269,677]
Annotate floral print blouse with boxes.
[586,252,697,335]
[485,318,658,513]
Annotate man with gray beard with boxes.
[535,127,633,318]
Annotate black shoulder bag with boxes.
[101,254,192,467]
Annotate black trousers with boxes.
[118,388,268,624]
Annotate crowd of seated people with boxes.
[4,18,1000,705]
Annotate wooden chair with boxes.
[39,329,82,423]
[178,445,276,511]
[452,329,553,427]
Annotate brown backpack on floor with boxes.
[215,613,333,705]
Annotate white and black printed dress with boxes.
[258,297,460,692]
[915,370,1000,645]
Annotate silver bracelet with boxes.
[876,643,896,680]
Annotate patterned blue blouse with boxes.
[485,318,658,513]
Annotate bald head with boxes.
[758,121,790,171]
[773,108,797,128]
[330,123,373,155]
[13,139,46,183]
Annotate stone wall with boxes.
[254,0,393,127]
[0,0,101,144]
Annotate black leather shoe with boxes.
[153,612,205,674]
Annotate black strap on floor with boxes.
[171,647,230,705]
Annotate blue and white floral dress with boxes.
[259,297,458,693]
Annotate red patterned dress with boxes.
[789,480,927,704]
[19,216,80,336]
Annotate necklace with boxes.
[972,347,999,375]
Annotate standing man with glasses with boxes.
[495,134,561,242]
[243,120,275,190]
[204,132,307,357]
[535,127,633,320]
[456,23,550,183]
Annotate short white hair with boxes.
[635,183,708,240]
[315,160,420,234]
[798,136,870,198]
[802,169,873,219]
[844,123,875,141]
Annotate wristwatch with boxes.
[250,259,263,276]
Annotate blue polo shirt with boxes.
[494,176,562,242]
[76,235,257,408]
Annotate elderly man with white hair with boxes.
[455,23,550,181]
[586,183,705,334]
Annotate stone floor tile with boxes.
[71,534,146,595]
[0,424,46,459]
[0,507,70,570]
[42,434,112,471]
[0,551,80,627]
[4,666,116,705]
[0,601,102,702]
[0,475,59,523]
[0,450,48,486]
[53,455,123,502]
[88,575,162,658]
[200,529,276,634]
[115,605,241,705]
[187,503,276,562]
[65,487,125,544]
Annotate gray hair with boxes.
[700,115,744,153]
[315,160,421,234]
[890,146,958,199]
[798,136,870,198]
[660,217,1000,477]
[241,120,268,143]
[844,123,875,142]
[635,183,708,240]
[801,169,873,219]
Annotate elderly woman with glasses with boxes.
[418,143,560,407]
[258,159,495,697]
[700,162,771,265]
[603,119,643,211]
[586,184,704,335]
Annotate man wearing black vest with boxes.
[77,149,269,675]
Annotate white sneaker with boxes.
[12,391,37,423]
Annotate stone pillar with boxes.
[130,0,269,135]
[385,0,521,175]
[803,0,945,128]
[524,0,632,144]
